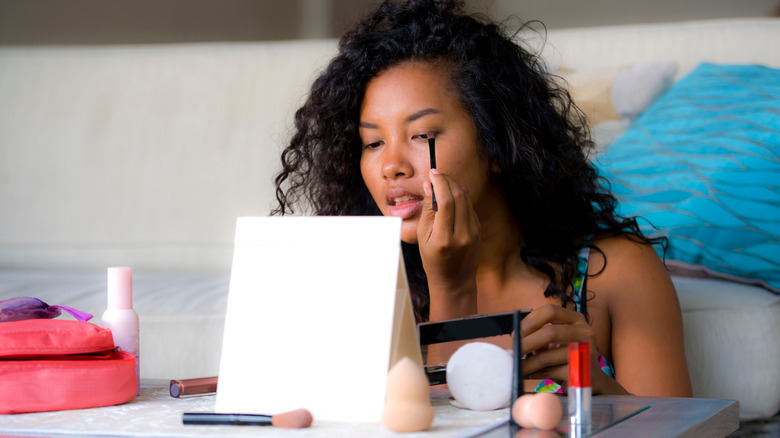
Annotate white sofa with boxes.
[1,18,778,420]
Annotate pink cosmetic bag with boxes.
[0,319,137,414]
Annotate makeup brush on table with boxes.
[183,409,313,429]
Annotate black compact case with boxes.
[417,309,529,402]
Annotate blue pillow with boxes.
[597,63,780,293]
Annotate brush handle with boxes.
[183,412,272,426]
[428,136,438,211]
[428,137,437,169]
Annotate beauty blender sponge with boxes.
[446,342,513,411]
[511,394,537,428]
[381,357,434,432]
[512,392,562,430]
[271,409,313,429]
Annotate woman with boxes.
[273,0,692,397]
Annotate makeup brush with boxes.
[182,409,313,429]
[426,130,438,211]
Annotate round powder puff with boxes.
[446,342,513,411]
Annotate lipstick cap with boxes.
[568,341,591,388]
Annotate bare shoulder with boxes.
[587,235,692,397]
[587,234,675,304]
[588,234,665,275]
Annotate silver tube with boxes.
[568,386,591,425]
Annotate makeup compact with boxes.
[417,309,529,406]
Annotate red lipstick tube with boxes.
[568,341,591,425]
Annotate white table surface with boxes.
[0,387,738,438]
[0,386,509,438]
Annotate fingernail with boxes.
[431,169,440,175]
[423,182,432,197]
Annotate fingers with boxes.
[524,344,610,395]
[522,345,569,381]
[426,169,454,236]
[418,181,436,241]
[425,169,480,243]
[517,304,604,390]
[520,304,595,364]
[521,303,586,336]
[418,169,481,299]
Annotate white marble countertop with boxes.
[0,386,509,438]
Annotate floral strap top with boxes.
[533,247,616,393]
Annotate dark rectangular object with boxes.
[418,310,528,345]
[418,310,529,386]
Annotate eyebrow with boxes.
[359,108,440,129]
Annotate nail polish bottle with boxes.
[102,267,140,395]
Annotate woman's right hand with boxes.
[417,169,481,321]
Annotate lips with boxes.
[386,188,423,219]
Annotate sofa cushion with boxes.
[674,276,780,419]
[598,63,780,293]
[0,41,339,273]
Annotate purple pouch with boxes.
[0,297,92,323]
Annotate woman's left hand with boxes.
[520,303,623,395]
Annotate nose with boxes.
[381,140,414,180]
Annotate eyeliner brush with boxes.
[427,130,438,211]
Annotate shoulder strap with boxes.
[572,247,590,314]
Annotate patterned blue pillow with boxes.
[597,63,780,293]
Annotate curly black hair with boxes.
[273,0,663,321]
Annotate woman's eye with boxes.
[412,132,435,141]
[363,141,383,150]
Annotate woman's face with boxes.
[359,61,490,244]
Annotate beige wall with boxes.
[470,0,779,29]
[0,0,778,45]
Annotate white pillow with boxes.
[557,61,678,153]
[558,60,679,125]
[611,61,678,119]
